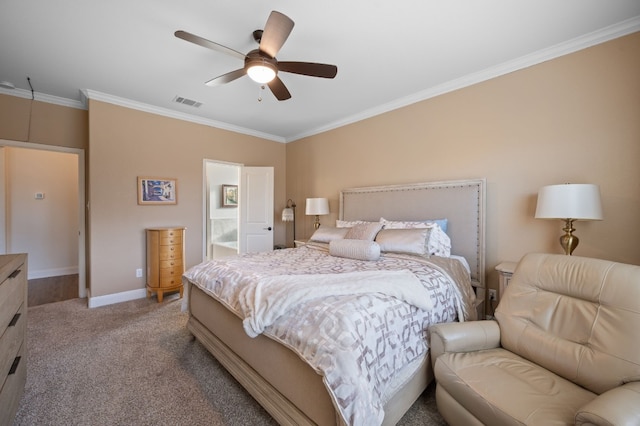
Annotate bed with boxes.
[183,178,486,425]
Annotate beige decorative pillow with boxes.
[309,226,349,243]
[344,222,384,241]
[329,239,381,261]
[375,228,429,255]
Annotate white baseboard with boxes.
[88,288,147,308]
[28,266,79,280]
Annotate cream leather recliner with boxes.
[429,253,640,425]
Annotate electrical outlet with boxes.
[488,289,497,302]
[136,268,143,278]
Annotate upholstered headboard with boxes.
[340,179,486,289]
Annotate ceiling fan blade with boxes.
[175,30,245,60]
[205,68,246,87]
[267,76,292,101]
[278,62,338,79]
[259,11,294,58]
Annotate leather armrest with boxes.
[429,320,501,368]
[575,381,640,425]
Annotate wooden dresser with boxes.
[0,253,27,426]
[146,227,185,303]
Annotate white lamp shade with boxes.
[535,184,603,220]
[305,198,330,215]
[281,207,294,222]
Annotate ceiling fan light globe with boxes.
[247,65,276,83]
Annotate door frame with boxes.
[0,139,86,298]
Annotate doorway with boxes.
[0,139,86,304]
[203,161,275,260]
[205,160,241,260]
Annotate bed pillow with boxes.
[376,223,451,257]
[375,228,429,255]
[423,223,451,257]
[329,239,381,261]
[379,217,448,234]
[344,222,384,241]
[308,226,349,243]
[336,219,375,228]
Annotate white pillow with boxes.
[309,227,349,243]
[375,228,429,255]
[329,239,381,261]
[375,223,451,257]
[336,219,374,228]
[380,217,448,233]
[344,222,384,241]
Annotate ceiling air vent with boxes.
[173,96,203,108]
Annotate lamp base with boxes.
[314,215,320,230]
[559,219,579,255]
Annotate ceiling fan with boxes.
[175,10,338,101]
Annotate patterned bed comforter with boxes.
[183,243,476,426]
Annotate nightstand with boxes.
[495,261,518,301]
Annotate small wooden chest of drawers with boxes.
[0,253,27,426]
[146,227,185,303]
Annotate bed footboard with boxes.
[187,281,433,426]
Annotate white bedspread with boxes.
[239,269,433,337]
[184,244,475,426]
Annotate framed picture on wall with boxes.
[221,184,238,207]
[137,176,177,205]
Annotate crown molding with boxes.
[0,87,85,109]
[287,16,640,142]
[80,89,286,143]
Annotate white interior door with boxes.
[239,166,274,253]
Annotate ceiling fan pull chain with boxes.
[258,84,265,102]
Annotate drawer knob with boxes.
[9,269,21,279]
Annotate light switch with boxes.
[35,192,45,200]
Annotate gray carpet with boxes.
[14,295,446,425]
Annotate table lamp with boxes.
[535,183,603,255]
[305,198,330,230]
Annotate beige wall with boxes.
[87,100,285,297]
[286,32,640,291]
[1,32,638,302]
[0,95,87,149]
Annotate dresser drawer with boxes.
[158,245,182,260]
[160,236,182,246]
[0,341,26,426]
[0,267,25,335]
[159,266,181,280]
[159,275,181,288]
[158,229,181,239]
[0,303,25,387]
[160,259,183,269]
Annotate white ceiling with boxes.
[1,1,639,142]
